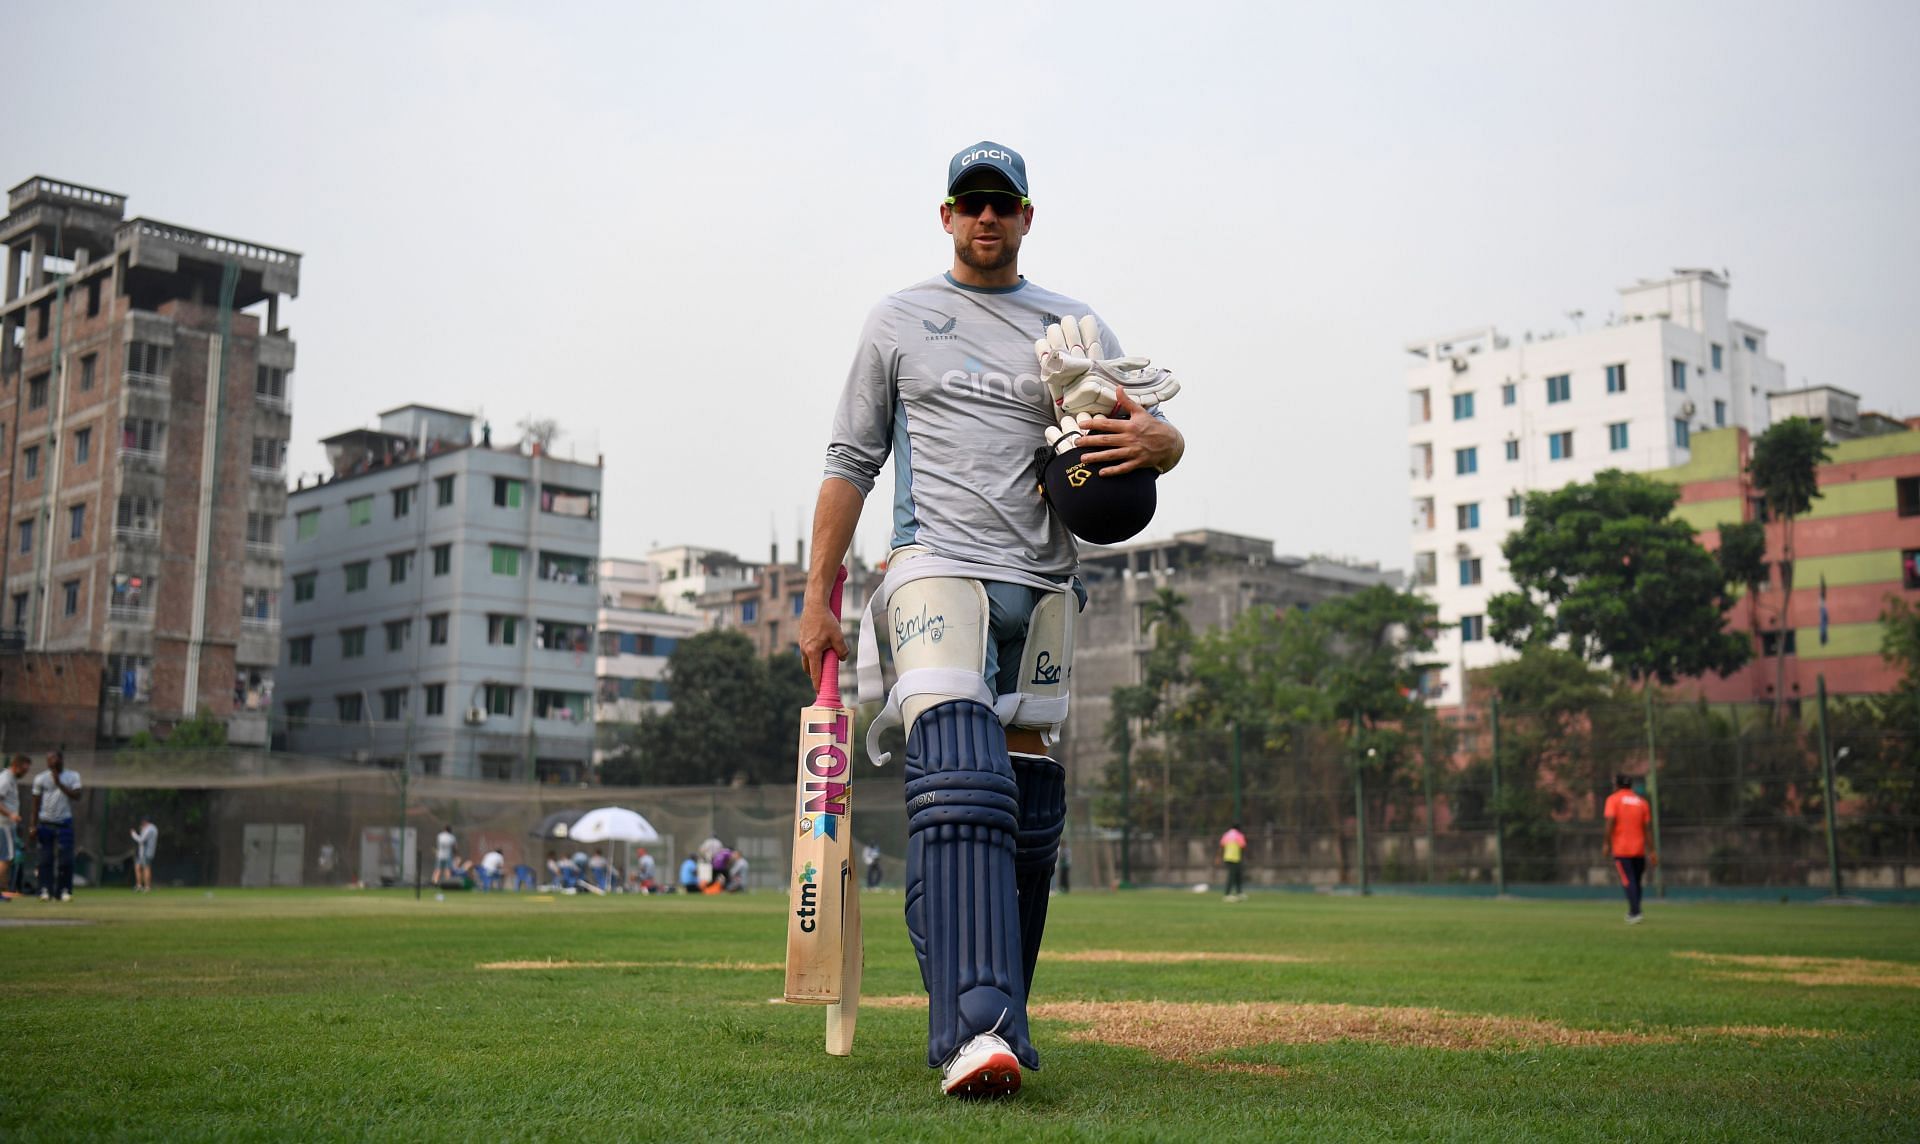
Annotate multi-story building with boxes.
[1657,396,1920,702]
[594,557,702,751]
[643,545,757,618]
[1407,270,1788,707]
[709,542,877,661]
[0,176,299,744]
[276,405,602,782]
[1064,529,1402,791]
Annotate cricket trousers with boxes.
[37,819,75,896]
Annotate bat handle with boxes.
[816,566,848,708]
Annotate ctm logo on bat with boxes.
[800,712,850,837]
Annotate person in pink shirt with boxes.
[1218,824,1248,902]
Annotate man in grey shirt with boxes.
[799,141,1183,1099]
[131,816,159,892]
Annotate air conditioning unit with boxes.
[1454,543,1472,556]
[465,707,488,725]
[1680,400,1697,418]
[1449,356,1469,373]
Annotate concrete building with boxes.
[1063,529,1402,791]
[643,545,757,618]
[276,405,602,782]
[593,556,701,763]
[0,176,300,744]
[1407,269,1788,707]
[1657,405,1920,702]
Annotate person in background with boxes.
[679,853,699,894]
[635,848,657,893]
[433,825,457,884]
[479,849,505,892]
[588,849,610,892]
[864,843,883,890]
[1604,774,1654,925]
[31,751,81,902]
[1218,823,1247,902]
[0,755,28,899]
[130,816,159,892]
[1057,844,1071,894]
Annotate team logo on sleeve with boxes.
[922,315,958,340]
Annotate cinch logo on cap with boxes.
[962,148,1014,166]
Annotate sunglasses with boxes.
[945,190,1031,217]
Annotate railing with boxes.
[109,604,154,625]
[121,448,164,468]
[122,218,300,271]
[124,370,170,390]
[114,525,160,542]
[255,391,290,412]
[245,541,281,558]
[10,178,125,213]
[241,616,279,632]
[250,465,285,481]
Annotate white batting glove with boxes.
[1034,315,1183,424]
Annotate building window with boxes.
[296,509,320,541]
[392,487,412,518]
[256,365,287,402]
[792,592,805,617]
[1410,389,1430,425]
[432,544,451,575]
[287,635,313,665]
[1461,615,1485,642]
[534,690,590,721]
[250,437,285,473]
[283,699,310,729]
[1451,393,1475,421]
[17,519,31,554]
[384,619,411,652]
[493,477,524,508]
[1744,334,1758,353]
[435,474,456,506]
[340,627,366,659]
[1711,343,1723,371]
[28,373,48,410]
[292,572,316,602]
[123,418,164,455]
[1456,503,1480,530]
[490,545,522,577]
[74,427,91,463]
[344,561,369,592]
[62,580,79,616]
[1903,549,1920,590]
[1549,431,1573,461]
[1674,419,1691,448]
[424,684,446,717]
[126,342,171,379]
[1605,363,1626,393]
[80,354,96,391]
[1507,494,1525,517]
[1897,477,1920,518]
[388,551,413,584]
[1714,399,1726,427]
[486,684,516,716]
[115,496,160,536]
[347,496,373,527]
[1413,497,1434,531]
[23,446,38,479]
[11,592,27,628]
[241,512,272,548]
[487,614,519,646]
[428,613,449,645]
[1670,359,1687,391]
[1454,447,1478,475]
[539,484,597,519]
[336,694,364,723]
[1546,374,1570,403]
[69,503,85,541]
[1501,383,1516,406]
[1759,629,1798,656]
[1459,558,1482,586]
[1413,552,1437,586]
[742,599,759,624]
[242,587,276,621]
[1503,439,1519,462]
[381,687,408,721]
[1608,422,1629,452]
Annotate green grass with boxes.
[1,888,1915,1141]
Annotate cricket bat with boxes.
[784,565,862,1056]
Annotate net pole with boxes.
[1817,675,1843,899]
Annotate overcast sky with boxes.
[12,1,1918,572]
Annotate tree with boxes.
[1716,518,1768,667]
[1748,417,1832,723]
[1489,470,1750,684]
[516,417,562,451]
[605,631,813,786]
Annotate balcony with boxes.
[114,525,161,548]
[120,448,165,472]
[250,465,285,482]
[123,370,170,391]
[109,604,154,626]
[245,541,282,559]
[240,616,279,632]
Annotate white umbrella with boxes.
[568,807,660,844]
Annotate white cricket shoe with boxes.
[38,889,50,901]
[942,1031,1021,1099]
[59,891,72,902]
[1626,913,1643,925]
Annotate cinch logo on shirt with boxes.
[940,369,1046,402]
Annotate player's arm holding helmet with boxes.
[1035,315,1185,476]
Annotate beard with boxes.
[954,231,1019,273]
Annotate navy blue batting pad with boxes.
[903,699,1036,1069]
[1011,753,1065,992]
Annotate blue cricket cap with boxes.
[947,141,1029,197]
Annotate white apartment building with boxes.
[1406,270,1787,707]
[642,545,757,618]
[594,557,701,755]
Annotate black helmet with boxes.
[1039,445,1157,545]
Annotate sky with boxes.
[11,0,1918,573]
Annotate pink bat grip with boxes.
[816,565,848,707]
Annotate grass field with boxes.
[1,888,1915,1142]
